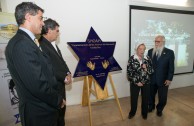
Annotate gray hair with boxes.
[15,2,44,26]
[155,34,165,45]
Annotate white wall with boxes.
[2,0,194,105]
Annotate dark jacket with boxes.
[5,29,63,126]
[148,48,175,86]
[39,36,70,99]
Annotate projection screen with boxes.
[129,5,194,74]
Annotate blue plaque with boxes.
[68,27,122,89]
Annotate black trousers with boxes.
[57,106,66,126]
[24,103,59,126]
[129,83,150,116]
[149,84,169,112]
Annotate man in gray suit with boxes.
[39,18,72,126]
[148,35,175,117]
[5,2,65,126]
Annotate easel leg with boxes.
[86,76,93,126]
[108,74,124,120]
[82,76,93,106]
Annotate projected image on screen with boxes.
[130,6,194,74]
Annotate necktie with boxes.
[153,52,158,69]
[34,39,42,51]
[153,52,157,61]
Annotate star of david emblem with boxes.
[68,27,122,89]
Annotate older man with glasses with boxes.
[147,35,175,117]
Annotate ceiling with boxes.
[132,0,194,6]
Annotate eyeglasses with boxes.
[43,17,48,21]
[155,41,162,43]
[40,17,47,21]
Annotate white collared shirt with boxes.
[19,27,36,41]
[51,41,58,52]
[134,54,143,65]
[134,54,148,65]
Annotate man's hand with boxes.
[64,74,72,85]
[164,80,171,86]
[61,99,66,108]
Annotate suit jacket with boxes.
[39,36,70,99]
[148,47,175,86]
[5,29,63,126]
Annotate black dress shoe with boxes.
[148,106,155,112]
[128,114,135,119]
[157,111,162,117]
[142,115,147,120]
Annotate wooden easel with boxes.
[82,73,124,126]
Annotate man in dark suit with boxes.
[148,35,175,117]
[5,2,65,126]
[39,18,72,126]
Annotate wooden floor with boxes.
[65,86,194,126]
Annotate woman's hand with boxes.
[136,82,143,86]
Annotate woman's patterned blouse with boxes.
[127,55,153,85]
